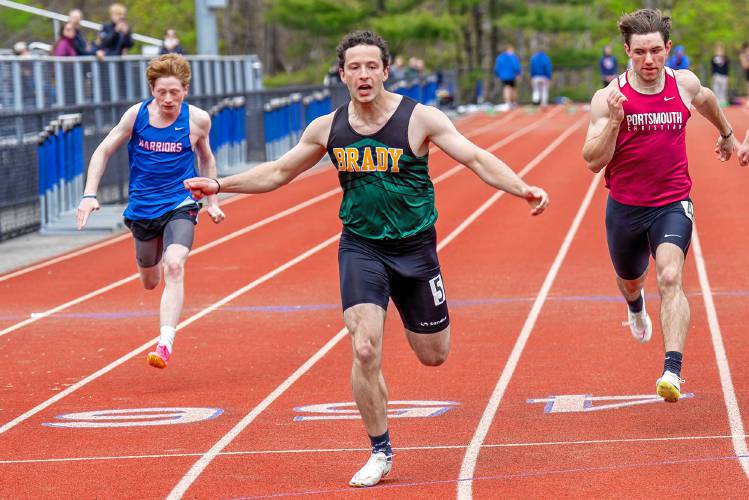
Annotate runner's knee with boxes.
[162,257,185,282]
[415,345,448,367]
[139,267,160,290]
[656,264,681,292]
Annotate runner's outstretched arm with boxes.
[680,70,735,161]
[76,104,138,229]
[184,114,331,199]
[419,104,549,215]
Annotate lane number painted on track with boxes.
[43,407,223,428]
[527,394,694,413]
[294,400,459,422]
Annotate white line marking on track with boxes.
[0,111,494,283]
[0,235,340,437]
[1,108,560,340]
[167,111,583,500]
[0,111,565,435]
[691,225,749,478]
[458,160,601,499]
[0,188,341,339]
[0,168,332,283]
[7,433,746,465]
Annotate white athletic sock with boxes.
[159,326,176,352]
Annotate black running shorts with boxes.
[124,203,200,268]
[605,196,693,280]
[338,226,450,333]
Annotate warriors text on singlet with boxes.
[124,98,197,220]
[605,67,691,207]
[327,96,437,240]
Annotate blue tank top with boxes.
[124,98,197,220]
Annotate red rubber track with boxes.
[0,108,549,496]
[469,108,749,499]
[0,106,746,499]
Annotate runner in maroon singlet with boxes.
[582,9,736,402]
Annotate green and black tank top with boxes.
[326,95,437,240]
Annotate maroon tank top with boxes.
[605,67,691,206]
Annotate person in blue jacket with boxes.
[494,45,522,107]
[599,44,618,87]
[667,45,690,70]
[530,49,553,106]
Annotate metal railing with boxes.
[0,0,162,47]
[0,54,263,111]
[0,64,450,240]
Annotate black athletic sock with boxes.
[664,351,683,377]
[626,293,644,313]
[369,430,393,460]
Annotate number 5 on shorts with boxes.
[429,274,446,306]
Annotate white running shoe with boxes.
[349,452,392,487]
[625,291,652,343]
[656,370,684,402]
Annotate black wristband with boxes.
[213,178,221,194]
[81,194,97,199]
[720,129,733,139]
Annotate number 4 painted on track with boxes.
[527,393,694,413]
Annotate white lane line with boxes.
[0,112,496,283]
[0,188,341,339]
[430,106,564,187]
[6,433,746,465]
[0,235,341,437]
[458,169,602,499]
[691,225,749,478]
[462,108,523,139]
[166,113,583,500]
[0,109,561,338]
[0,109,565,436]
[0,169,327,284]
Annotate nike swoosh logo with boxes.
[664,96,676,101]
[664,234,682,238]
[175,127,184,130]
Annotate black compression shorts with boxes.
[605,196,693,280]
[338,226,449,333]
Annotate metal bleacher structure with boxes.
[0,3,443,241]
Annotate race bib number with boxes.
[429,274,446,306]
[681,200,694,222]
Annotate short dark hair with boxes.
[618,8,671,46]
[336,31,390,70]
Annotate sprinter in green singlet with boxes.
[184,30,549,488]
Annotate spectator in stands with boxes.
[160,28,185,55]
[404,57,421,81]
[67,8,94,55]
[324,62,340,86]
[96,3,133,58]
[667,44,689,70]
[389,55,405,80]
[52,23,78,57]
[599,44,618,87]
[12,41,30,56]
[529,48,552,106]
[494,45,522,107]
[711,43,729,106]
[741,43,749,106]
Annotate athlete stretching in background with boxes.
[185,31,548,487]
[583,9,736,401]
[77,54,225,369]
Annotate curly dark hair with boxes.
[618,8,671,46]
[336,30,390,70]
